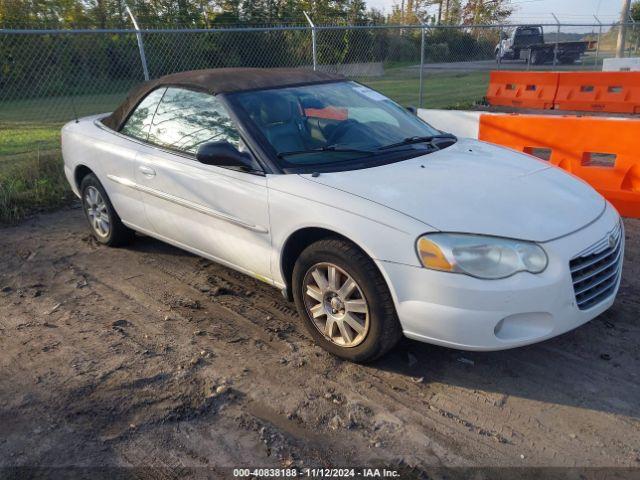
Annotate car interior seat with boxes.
[255,93,308,153]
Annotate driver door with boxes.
[134,87,272,281]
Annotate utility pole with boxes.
[616,0,632,57]
[437,0,442,24]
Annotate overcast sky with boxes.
[366,0,625,24]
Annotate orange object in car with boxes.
[304,107,348,120]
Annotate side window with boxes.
[148,87,241,154]
[120,88,166,140]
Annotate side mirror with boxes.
[406,106,417,115]
[196,141,260,172]
[499,31,507,40]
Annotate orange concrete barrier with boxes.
[554,72,640,114]
[478,113,640,217]
[486,71,560,110]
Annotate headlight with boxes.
[416,233,548,279]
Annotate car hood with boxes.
[302,138,605,242]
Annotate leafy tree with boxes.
[346,0,367,23]
[442,0,462,25]
[632,0,640,21]
[628,1,640,48]
[461,0,512,25]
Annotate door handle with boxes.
[138,165,156,178]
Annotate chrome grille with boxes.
[570,221,624,311]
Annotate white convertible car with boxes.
[62,68,624,361]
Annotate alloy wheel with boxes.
[84,186,111,238]
[302,262,370,347]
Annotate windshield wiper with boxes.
[377,134,458,151]
[277,145,375,158]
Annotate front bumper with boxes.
[378,205,623,351]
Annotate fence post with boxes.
[125,5,149,81]
[303,11,317,71]
[551,13,560,67]
[630,15,638,55]
[594,16,602,70]
[496,29,502,71]
[418,22,426,108]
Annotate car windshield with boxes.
[230,81,450,168]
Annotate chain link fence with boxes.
[0,21,637,163]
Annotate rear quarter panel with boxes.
[61,115,145,224]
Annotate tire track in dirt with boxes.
[1,208,639,470]
[85,235,574,466]
[60,218,640,464]
[101,236,522,464]
[187,259,640,466]
[68,241,470,465]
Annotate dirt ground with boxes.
[1,206,639,478]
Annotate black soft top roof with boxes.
[102,67,343,131]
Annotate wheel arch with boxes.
[74,164,95,191]
[279,226,381,301]
[74,164,130,225]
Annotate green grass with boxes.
[0,123,63,157]
[0,151,75,224]
[0,92,127,124]
[0,91,127,223]
[0,90,128,160]
[363,68,489,109]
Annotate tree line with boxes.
[0,0,513,29]
[0,1,510,103]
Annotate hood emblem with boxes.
[608,234,616,249]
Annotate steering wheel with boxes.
[325,119,360,146]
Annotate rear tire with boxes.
[80,173,134,247]
[292,238,402,362]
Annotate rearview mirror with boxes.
[196,141,260,172]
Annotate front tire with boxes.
[80,173,134,247]
[292,238,402,362]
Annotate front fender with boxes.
[266,175,434,286]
